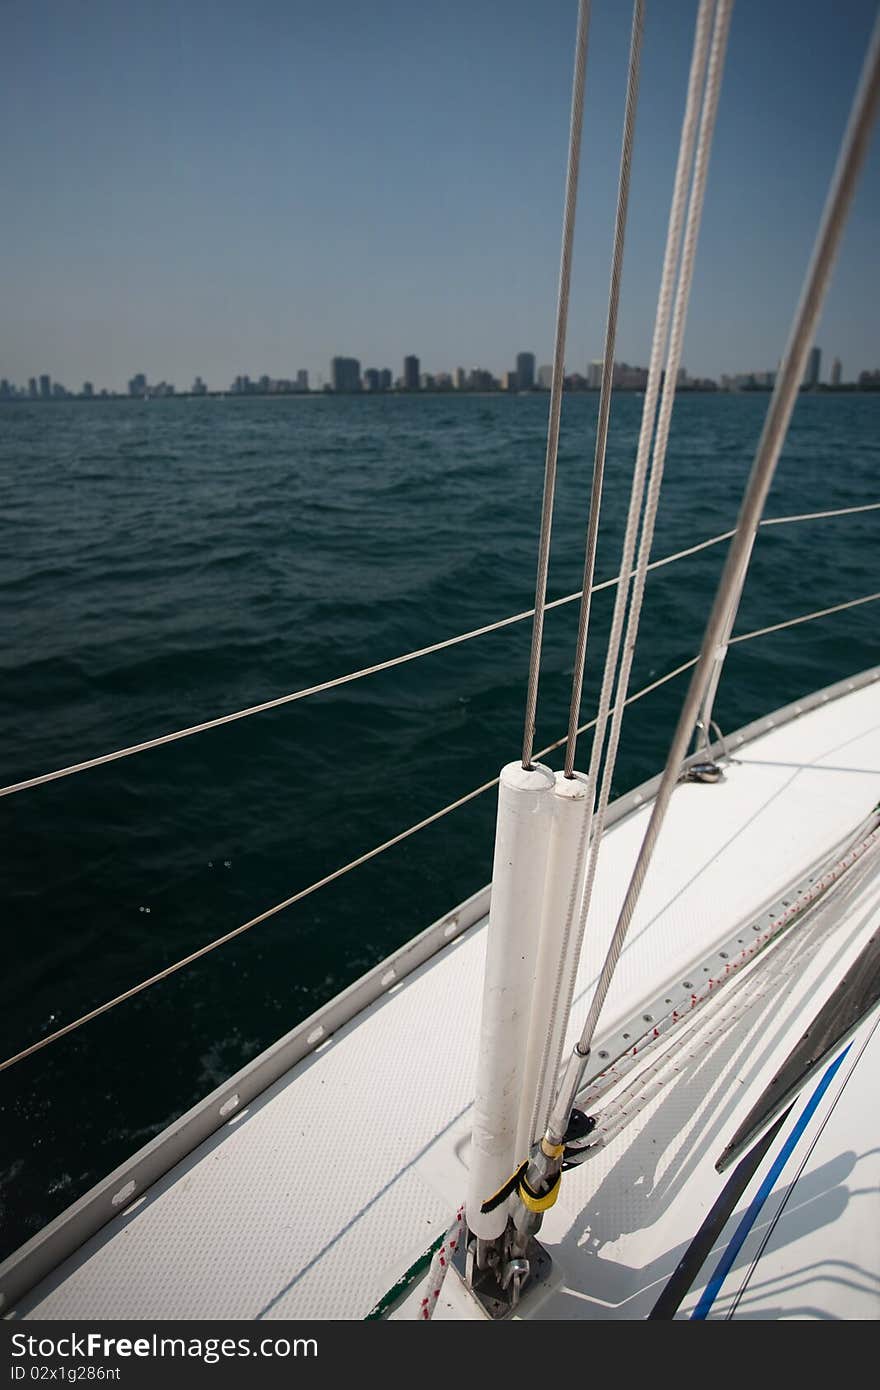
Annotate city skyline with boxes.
[4,343,880,401]
[1,2,878,393]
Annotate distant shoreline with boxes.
[2,383,878,404]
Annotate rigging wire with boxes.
[563,0,645,778]
[545,5,880,1145]
[582,0,734,915]
[3,587,874,1077]
[521,0,592,770]
[0,500,876,802]
[528,0,725,1142]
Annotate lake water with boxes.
[1,390,877,1258]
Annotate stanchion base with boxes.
[450,1232,554,1319]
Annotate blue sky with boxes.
[2,0,878,391]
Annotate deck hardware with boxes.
[562,1109,598,1167]
[455,1231,551,1319]
[500,1257,529,1293]
[683,760,724,784]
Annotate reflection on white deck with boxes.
[7,678,880,1321]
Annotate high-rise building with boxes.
[39,374,51,399]
[502,370,518,392]
[379,368,392,391]
[516,352,535,391]
[803,346,821,388]
[454,367,467,390]
[613,362,649,389]
[831,357,842,387]
[587,360,603,389]
[82,381,94,398]
[331,357,361,392]
[537,364,553,389]
[364,368,380,392]
[296,369,309,392]
[191,376,208,396]
[28,377,38,398]
[128,373,147,397]
[403,355,420,390]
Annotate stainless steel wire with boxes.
[530,0,721,1141]
[564,0,645,779]
[1,588,876,1075]
[521,0,592,770]
[547,6,880,1141]
[1,500,876,802]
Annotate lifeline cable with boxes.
[1,501,875,801]
[0,597,876,1076]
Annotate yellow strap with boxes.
[541,1138,565,1159]
[518,1171,561,1213]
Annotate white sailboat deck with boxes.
[6,673,880,1321]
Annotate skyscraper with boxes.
[831,357,842,386]
[28,377,38,398]
[331,357,361,392]
[39,374,51,399]
[379,369,392,391]
[128,373,147,397]
[587,360,603,389]
[803,346,821,388]
[364,368,380,392]
[516,352,535,391]
[403,355,420,390]
[296,369,309,392]
[537,365,553,389]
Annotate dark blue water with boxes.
[1,392,877,1259]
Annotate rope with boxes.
[579,814,880,1121]
[0,590,875,1076]
[594,828,880,1147]
[546,4,880,1141]
[364,1206,463,1320]
[583,0,733,949]
[417,1206,465,1320]
[529,0,721,1145]
[521,0,592,770]
[1,502,875,802]
[564,0,645,778]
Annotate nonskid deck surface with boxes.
[7,679,880,1320]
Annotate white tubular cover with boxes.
[466,761,555,1240]
[515,770,591,1161]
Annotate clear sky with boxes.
[2,0,878,391]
